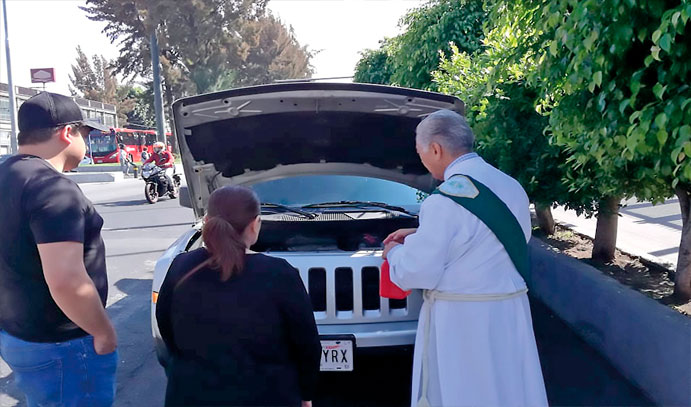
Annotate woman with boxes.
[156,186,321,406]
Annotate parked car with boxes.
[151,82,465,371]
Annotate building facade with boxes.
[0,83,117,155]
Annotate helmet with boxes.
[153,141,165,153]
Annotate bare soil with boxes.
[532,223,691,316]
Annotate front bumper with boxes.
[318,321,417,348]
[153,320,418,367]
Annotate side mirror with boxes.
[179,186,192,209]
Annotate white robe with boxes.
[388,153,548,407]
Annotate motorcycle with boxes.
[141,163,181,204]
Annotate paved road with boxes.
[1,179,653,406]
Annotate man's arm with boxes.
[162,152,175,168]
[38,242,117,354]
[143,155,154,165]
[386,195,462,290]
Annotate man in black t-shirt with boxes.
[0,92,118,406]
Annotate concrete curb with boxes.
[529,239,691,407]
[76,165,121,173]
[64,172,124,184]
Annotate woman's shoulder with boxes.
[169,248,210,275]
[245,253,297,276]
[246,252,291,266]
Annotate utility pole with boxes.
[2,0,18,154]
[150,30,166,144]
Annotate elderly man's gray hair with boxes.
[416,109,474,154]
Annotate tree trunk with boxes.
[673,187,691,301]
[592,196,620,262]
[535,203,556,235]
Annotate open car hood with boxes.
[173,82,465,218]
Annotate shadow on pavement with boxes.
[107,249,173,259]
[97,199,150,208]
[103,222,192,233]
[109,278,166,407]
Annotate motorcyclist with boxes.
[143,142,175,193]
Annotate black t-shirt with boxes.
[0,155,108,342]
[157,249,321,406]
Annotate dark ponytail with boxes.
[201,186,260,281]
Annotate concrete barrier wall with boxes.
[529,240,691,407]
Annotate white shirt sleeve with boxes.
[387,194,459,290]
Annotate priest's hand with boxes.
[382,241,401,260]
[383,228,417,245]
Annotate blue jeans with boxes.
[0,331,117,407]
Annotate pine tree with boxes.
[69,46,135,126]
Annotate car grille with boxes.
[275,253,423,325]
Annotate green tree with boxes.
[235,13,314,87]
[390,0,485,90]
[353,0,485,90]
[83,0,313,150]
[353,40,395,85]
[126,83,156,128]
[434,44,593,235]
[82,1,312,94]
[485,0,691,300]
[69,45,134,126]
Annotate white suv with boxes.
[151,82,464,372]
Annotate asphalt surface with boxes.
[0,179,653,406]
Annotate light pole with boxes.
[2,0,18,154]
[150,31,166,144]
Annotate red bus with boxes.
[88,128,173,164]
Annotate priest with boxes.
[383,109,548,407]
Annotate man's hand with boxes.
[94,330,118,355]
[383,241,401,260]
[301,401,312,407]
[383,228,417,245]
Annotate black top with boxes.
[156,248,321,406]
[0,155,107,342]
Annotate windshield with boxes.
[88,132,117,155]
[250,175,425,210]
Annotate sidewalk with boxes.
[550,198,681,269]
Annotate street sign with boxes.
[30,68,55,83]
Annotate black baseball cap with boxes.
[18,91,111,133]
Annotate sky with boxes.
[0,0,424,95]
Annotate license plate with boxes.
[320,339,354,371]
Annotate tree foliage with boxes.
[235,14,314,87]
[353,41,395,85]
[82,0,312,94]
[126,82,156,128]
[390,0,485,90]
[82,0,313,138]
[433,43,592,237]
[481,0,691,298]
[69,46,134,126]
[354,0,485,90]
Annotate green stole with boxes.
[431,174,531,287]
